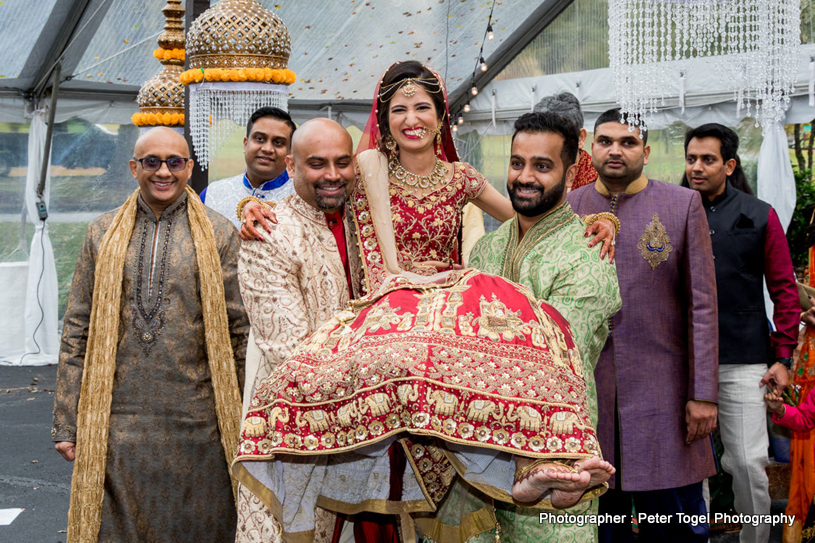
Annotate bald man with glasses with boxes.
[53,127,249,542]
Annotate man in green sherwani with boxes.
[467,111,621,542]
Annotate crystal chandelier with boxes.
[182,0,294,169]
[608,0,800,132]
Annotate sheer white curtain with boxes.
[0,113,60,365]
[758,121,797,231]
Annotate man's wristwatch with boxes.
[775,357,793,370]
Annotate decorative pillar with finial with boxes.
[132,0,186,134]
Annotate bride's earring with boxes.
[384,134,397,152]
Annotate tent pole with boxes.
[36,62,60,207]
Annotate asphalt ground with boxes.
[0,365,789,542]
[1,365,71,543]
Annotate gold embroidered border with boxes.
[251,375,585,414]
[316,495,433,516]
[501,202,576,283]
[235,426,596,460]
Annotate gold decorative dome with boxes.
[137,65,184,113]
[186,0,291,70]
[133,0,185,128]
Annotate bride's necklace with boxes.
[388,153,446,190]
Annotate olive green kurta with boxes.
[465,201,621,543]
[53,193,249,542]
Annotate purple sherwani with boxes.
[568,175,718,491]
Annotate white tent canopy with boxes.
[1,0,814,364]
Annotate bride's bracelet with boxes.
[583,212,620,237]
[236,196,274,223]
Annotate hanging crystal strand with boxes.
[659,0,666,108]
[755,0,767,126]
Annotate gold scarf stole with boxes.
[67,186,242,543]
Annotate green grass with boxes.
[0,221,89,318]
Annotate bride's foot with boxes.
[512,460,589,506]
[573,456,615,488]
[512,456,615,508]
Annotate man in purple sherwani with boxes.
[568,108,719,543]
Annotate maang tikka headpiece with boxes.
[377,63,445,102]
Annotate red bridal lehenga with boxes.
[234,268,604,540]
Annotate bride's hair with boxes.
[375,61,446,151]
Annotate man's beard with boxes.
[595,159,636,181]
[314,181,348,211]
[507,174,567,218]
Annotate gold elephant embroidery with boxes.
[361,393,392,417]
[243,415,268,438]
[551,411,579,434]
[507,404,543,432]
[466,399,504,423]
[268,406,290,426]
[396,383,420,406]
[336,403,359,428]
[296,409,331,433]
[427,389,459,416]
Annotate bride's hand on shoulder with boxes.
[585,219,616,263]
[239,201,278,242]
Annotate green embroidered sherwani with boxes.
[464,201,621,543]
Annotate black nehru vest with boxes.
[703,182,772,365]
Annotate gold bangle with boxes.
[513,458,576,484]
[584,212,621,237]
[236,196,274,223]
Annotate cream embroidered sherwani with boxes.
[235,192,361,543]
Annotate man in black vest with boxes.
[683,123,798,543]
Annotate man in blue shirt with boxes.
[201,106,296,227]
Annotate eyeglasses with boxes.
[133,157,191,171]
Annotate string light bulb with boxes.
[464,102,471,113]
[452,124,458,133]
[457,114,464,125]
[471,85,478,96]
[487,24,494,40]
[480,57,487,72]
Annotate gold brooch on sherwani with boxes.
[638,213,672,269]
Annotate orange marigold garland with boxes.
[132,111,185,127]
[179,67,296,86]
[153,48,185,61]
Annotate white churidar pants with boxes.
[718,364,772,543]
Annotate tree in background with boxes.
[787,121,815,272]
